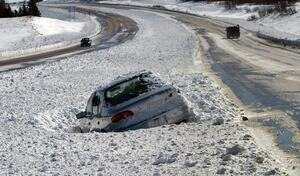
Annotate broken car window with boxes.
[105,76,150,106]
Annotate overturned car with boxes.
[75,71,193,132]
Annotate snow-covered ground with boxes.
[0,17,83,52]
[99,0,300,41]
[257,4,300,36]
[0,6,286,175]
[0,6,100,57]
[32,17,85,36]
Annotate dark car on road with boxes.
[226,25,240,39]
[81,38,92,47]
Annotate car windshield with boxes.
[105,75,151,106]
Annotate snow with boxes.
[31,17,85,36]
[99,0,300,41]
[167,2,256,19]
[5,0,25,3]
[100,0,256,19]
[258,12,300,36]
[0,17,32,50]
[0,6,100,57]
[0,5,285,175]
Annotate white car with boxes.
[75,71,193,132]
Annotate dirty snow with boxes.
[0,5,285,175]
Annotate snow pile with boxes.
[31,17,85,36]
[0,6,285,175]
[31,107,79,133]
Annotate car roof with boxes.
[96,70,172,93]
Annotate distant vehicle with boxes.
[226,25,240,39]
[75,71,193,132]
[80,38,92,47]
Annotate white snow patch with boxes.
[31,17,85,36]
[32,107,79,133]
[0,17,32,50]
[258,12,300,36]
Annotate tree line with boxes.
[221,0,298,11]
[0,0,41,18]
[181,0,299,4]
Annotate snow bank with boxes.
[31,17,85,36]
[258,12,300,36]
[167,2,256,19]
[100,0,256,19]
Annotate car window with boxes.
[92,94,101,106]
[86,92,101,115]
[105,76,150,106]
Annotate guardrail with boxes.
[256,32,300,48]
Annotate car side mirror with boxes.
[76,111,87,119]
